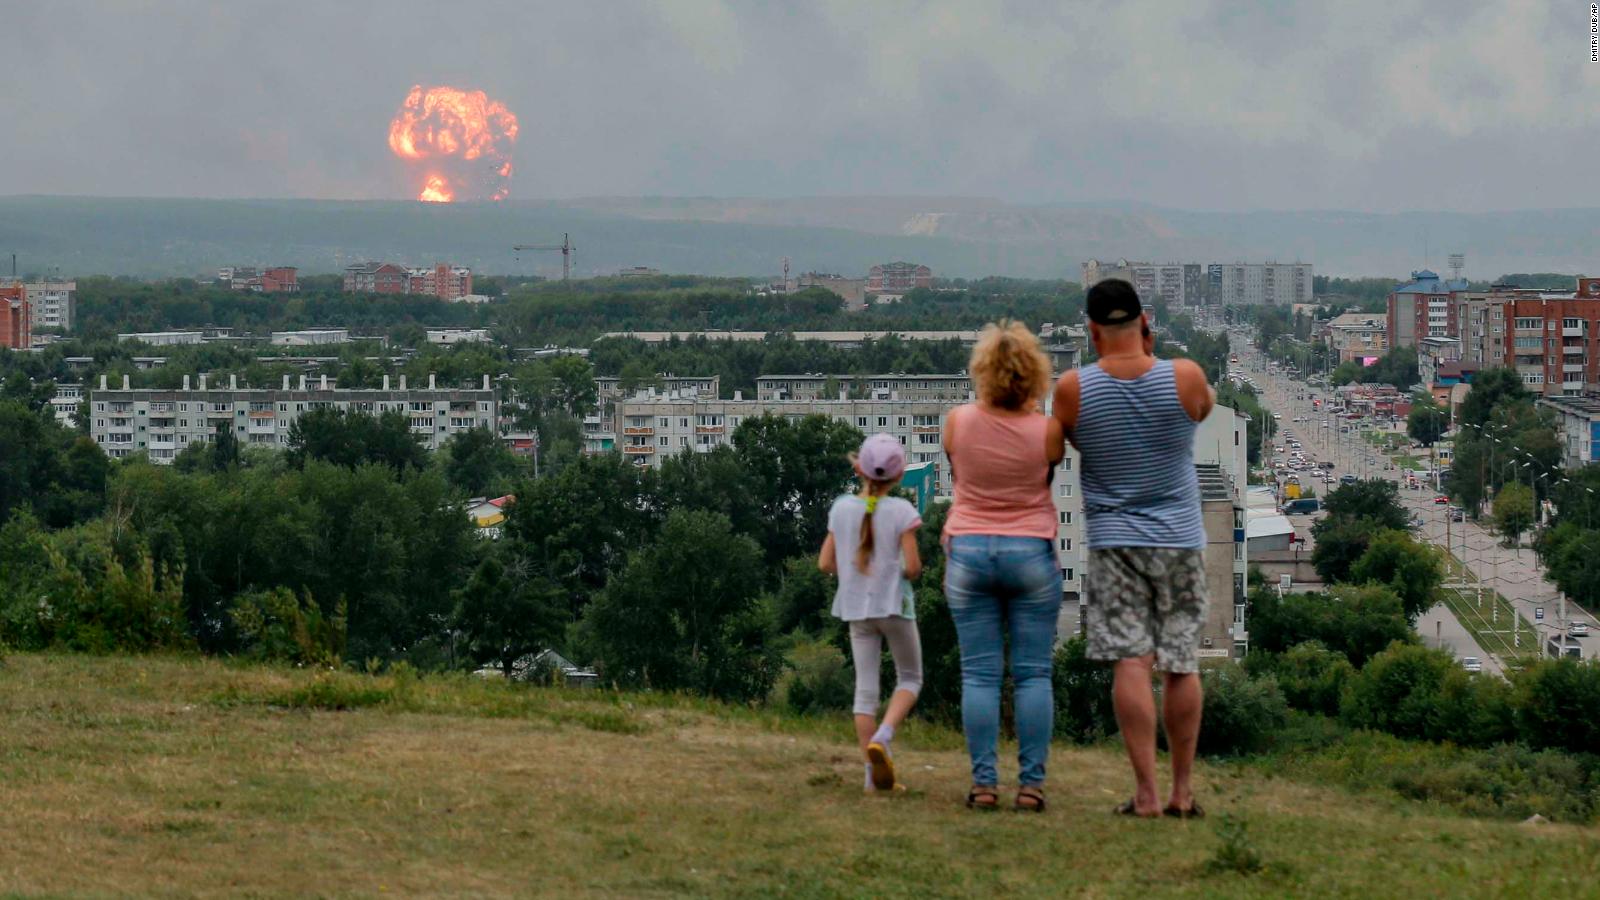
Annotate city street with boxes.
[1231,339,1594,671]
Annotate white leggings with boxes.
[849,617,924,716]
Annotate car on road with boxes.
[1450,509,1465,522]
[1461,657,1482,673]
[1340,474,1358,485]
[1409,517,1425,530]
[1571,622,1590,638]
[1433,495,1449,504]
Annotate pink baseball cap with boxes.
[854,432,906,481]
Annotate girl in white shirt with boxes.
[818,433,924,792]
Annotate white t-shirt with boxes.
[828,495,923,621]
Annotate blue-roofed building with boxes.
[1388,270,1470,350]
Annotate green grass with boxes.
[3,654,1599,897]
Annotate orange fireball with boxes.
[389,85,518,202]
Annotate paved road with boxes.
[1228,339,1595,667]
[1417,602,1503,676]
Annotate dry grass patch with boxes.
[1,654,1598,898]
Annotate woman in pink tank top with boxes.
[940,321,1066,811]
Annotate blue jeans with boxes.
[944,535,1063,787]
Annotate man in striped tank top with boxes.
[1052,278,1214,820]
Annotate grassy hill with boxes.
[4,195,1600,280]
[2,653,1597,897]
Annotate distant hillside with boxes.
[2,195,1599,280]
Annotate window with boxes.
[1063,511,1073,524]
[659,436,668,446]
[1063,568,1075,582]
[897,417,907,428]
[658,417,669,428]
[1063,484,1074,497]
[856,417,868,428]
[1516,317,1540,329]
[1059,512,1068,525]
[1058,538,1067,551]
[877,417,888,428]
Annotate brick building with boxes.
[1504,277,1600,395]
[408,264,473,300]
[219,266,299,293]
[0,283,28,349]
[1386,270,1469,349]
[867,262,932,294]
[343,261,410,293]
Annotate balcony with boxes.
[1564,363,1588,373]
[912,425,941,434]
[694,425,724,434]
[248,410,276,419]
[623,426,655,436]
[1566,326,1587,337]
[622,445,656,456]
[1565,345,1586,354]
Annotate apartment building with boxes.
[595,375,719,406]
[49,383,83,428]
[0,284,27,349]
[409,264,473,300]
[755,374,972,402]
[88,372,497,463]
[1387,270,1470,349]
[1417,336,1462,388]
[343,261,410,294]
[1207,262,1313,307]
[1504,294,1600,396]
[1324,313,1388,363]
[616,393,955,482]
[1538,395,1600,468]
[218,266,299,293]
[1081,260,1204,307]
[798,273,867,310]
[867,262,932,294]
[14,281,74,331]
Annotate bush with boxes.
[0,518,191,654]
[1340,642,1514,747]
[1197,664,1289,757]
[774,638,854,715]
[1052,637,1117,744]
[230,587,347,668]
[1512,658,1600,754]
[1280,730,1600,823]
[1274,641,1354,717]
[1249,584,1414,669]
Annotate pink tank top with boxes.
[942,404,1058,541]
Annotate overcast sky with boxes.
[2,0,1597,212]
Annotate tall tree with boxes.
[1407,398,1447,447]
[1493,481,1535,546]
[575,509,778,700]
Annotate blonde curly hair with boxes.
[968,320,1052,410]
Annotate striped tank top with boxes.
[1074,359,1205,550]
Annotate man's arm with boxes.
[1173,359,1216,423]
[1051,370,1081,449]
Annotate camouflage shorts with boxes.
[1085,548,1209,673]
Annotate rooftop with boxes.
[1537,395,1600,417]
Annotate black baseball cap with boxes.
[1086,279,1143,325]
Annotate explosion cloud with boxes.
[388,85,519,202]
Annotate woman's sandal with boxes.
[1014,786,1046,813]
[966,785,1000,810]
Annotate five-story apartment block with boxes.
[89,373,497,462]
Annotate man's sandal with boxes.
[1163,802,1205,820]
[1014,786,1046,813]
[1114,798,1160,818]
[966,785,1000,810]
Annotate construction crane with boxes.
[513,233,576,281]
